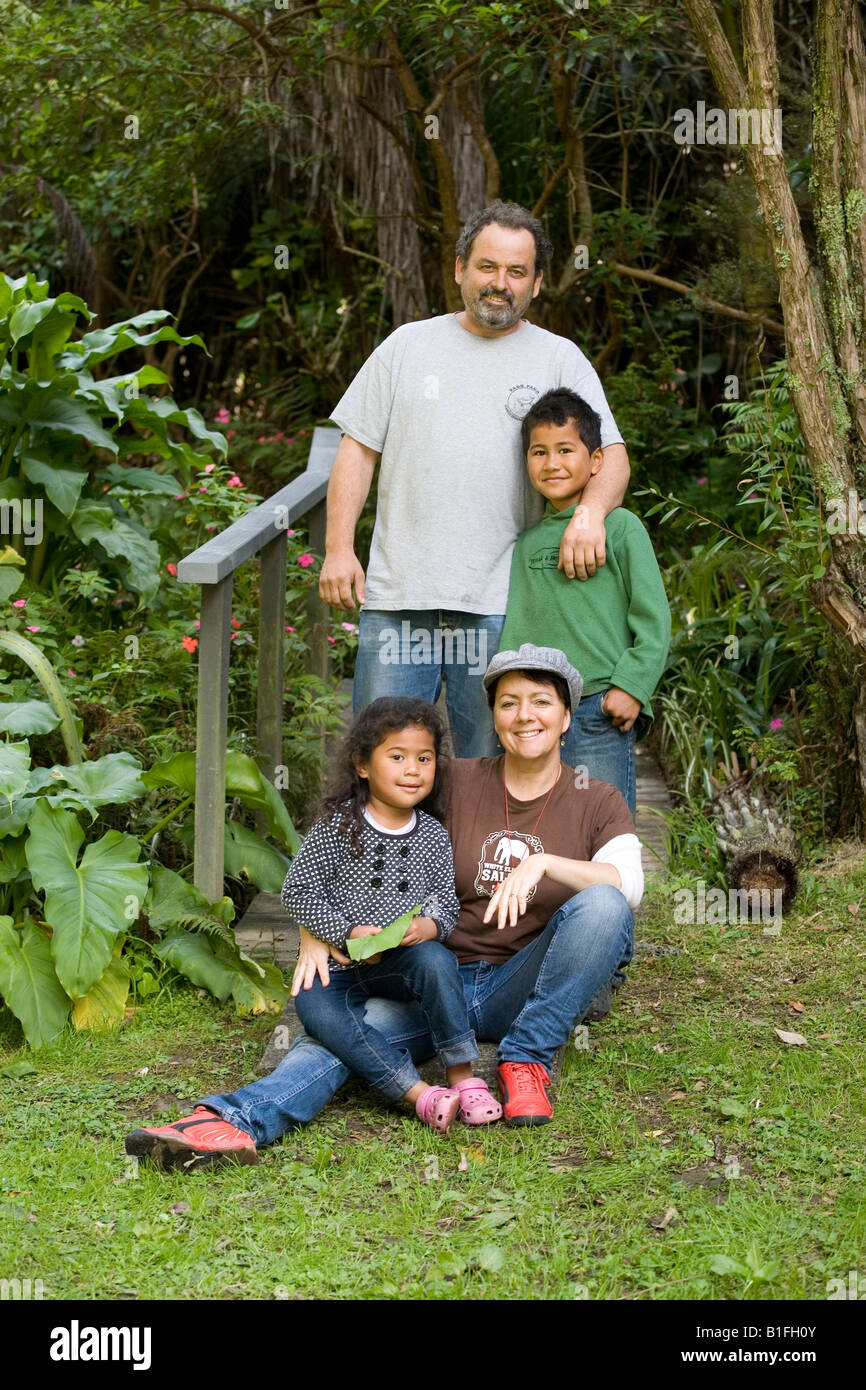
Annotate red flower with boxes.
[182,636,198,653]
[166,563,178,576]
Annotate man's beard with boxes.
[466,287,527,329]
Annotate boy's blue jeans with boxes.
[292,941,479,1101]
[352,608,504,758]
[199,884,633,1148]
[560,691,637,815]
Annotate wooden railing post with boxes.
[256,529,288,785]
[304,498,330,684]
[194,574,232,901]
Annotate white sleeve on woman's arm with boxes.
[591,834,644,910]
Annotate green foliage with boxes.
[0,272,225,598]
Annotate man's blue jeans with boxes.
[560,691,637,815]
[200,884,633,1148]
[352,608,505,757]
[293,942,479,1101]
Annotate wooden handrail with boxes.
[177,425,342,901]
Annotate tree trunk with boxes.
[682,0,866,827]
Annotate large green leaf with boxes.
[46,752,145,817]
[24,801,148,998]
[61,321,207,370]
[228,953,288,1015]
[0,701,61,736]
[146,863,234,930]
[346,905,421,961]
[69,503,161,603]
[0,568,25,602]
[0,743,30,806]
[224,821,291,893]
[23,393,118,453]
[71,950,130,1032]
[98,464,182,495]
[0,836,28,884]
[153,929,236,1003]
[143,752,299,853]
[0,918,70,1049]
[20,456,87,516]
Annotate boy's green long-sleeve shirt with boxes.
[499,503,671,718]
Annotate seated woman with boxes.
[126,645,643,1168]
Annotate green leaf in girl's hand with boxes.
[346,905,421,961]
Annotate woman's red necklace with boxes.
[504,765,561,842]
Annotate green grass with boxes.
[1,845,864,1302]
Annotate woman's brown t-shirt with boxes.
[444,757,634,965]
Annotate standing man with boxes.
[319,200,629,756]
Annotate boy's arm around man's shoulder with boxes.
[558,442,630,581]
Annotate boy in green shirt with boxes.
[499,388,670,814]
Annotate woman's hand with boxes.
[291,925,352,996]
[602,686,641,732]
[400,915,437,947]
[483,854,550,930]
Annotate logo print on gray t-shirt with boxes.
[505,384,541,420]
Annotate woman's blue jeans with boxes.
[199,884,633,1148]
[293,941,479,1101]
[560,691,637,815]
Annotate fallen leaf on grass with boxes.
[787,1001,805,1012]
[670,1091,687,1101]
[848,903,859,916]
[644,1129,666,1138]
[457,1152,468,1172]
[774,1027,808,1046]
[474,1244,504,1273]
[170,1201,191,1216]
[650,1205,678,1230]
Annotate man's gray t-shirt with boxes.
[330,312,623,614]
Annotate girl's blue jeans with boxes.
[292,940,479,1102]
[199,884,633,1148]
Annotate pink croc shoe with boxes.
[454,1077,503,1125]
[415,1085,461,1135]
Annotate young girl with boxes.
[283,696,502,1134]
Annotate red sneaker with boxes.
[125,1107,258,1171]
[497,1062,553,1127]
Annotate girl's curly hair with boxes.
[319,697,449,855]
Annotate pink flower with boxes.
[166,563,178,576]
[26,625,40,633]
[257,436,267,443]
[298,553,314,568]
[275,432,284,440]
[12,599,25,608]
[285,625,296,633]
[769,718,784,731]
[205,523,219,530]
[204,463,216,474]
[71,635,85,647]
[182,636,198,653]
[227,475,242,487]
[286,529,295,537]
[193,620,200,628]
[199,486,208,493]
[226,430,235,440]
[696,477,707,485]
[327,635,335,644]
[67,669,77,677]
[341,622,359,633]
[215,408,230,424]
[286,437,294,445]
